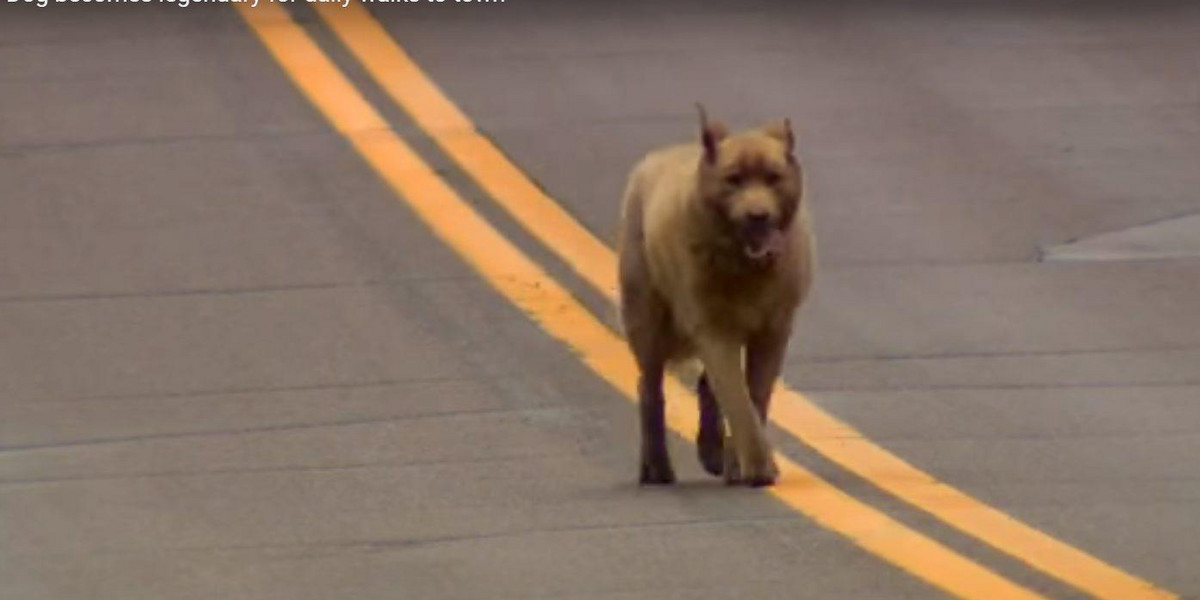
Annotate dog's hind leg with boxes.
[695,372,724,476]
[618,193,675,485]
[637,361,675,485]
[622,302,676,484]
[622,291,675,485]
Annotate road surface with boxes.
[3,2,1199,599]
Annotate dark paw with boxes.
[639,458,676,485]
[723,451,779,488]
[724,471,777,487]
[745,474,777,488]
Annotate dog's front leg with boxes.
[696,335,778,487]
[746,326,792,422]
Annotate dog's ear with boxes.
[764,118,795,160]
[696,103,728,164]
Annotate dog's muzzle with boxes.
[741,212,785,261]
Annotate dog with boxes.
[616,106,814,487]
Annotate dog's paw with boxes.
[639,457,676,485]
[743,464,778,487]
[743,454,779,487]
[722,446,778,488]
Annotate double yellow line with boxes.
[235,4,1179,600]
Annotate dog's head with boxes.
[695,106,802,264]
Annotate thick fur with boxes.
[617,109,815,487]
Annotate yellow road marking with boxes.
[238,5,1049,599]
[313,5,1182,600]
[311,2,618,299]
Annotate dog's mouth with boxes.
[743,228,786,262]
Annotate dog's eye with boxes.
[724,174,744,187]
[764,172,781,185]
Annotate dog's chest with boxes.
[693,269,791,335]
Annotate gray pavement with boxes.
[3,1,1200,599]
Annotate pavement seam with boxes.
[0,405,583,453]
[0,277,479,305]
[4,514,807,560]
[5,376,482,405]
[0,451,581,487]
[792,343,1200,364]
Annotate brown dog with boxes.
[617,106,814,487]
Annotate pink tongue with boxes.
[745,229,785,260]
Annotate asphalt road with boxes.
[3,2,1199,599]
